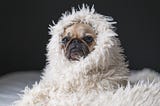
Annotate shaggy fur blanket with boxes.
[13,5,160,106]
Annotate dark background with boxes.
[0,0,160,76]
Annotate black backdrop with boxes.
[0,0,160,76]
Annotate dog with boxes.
[61,23,96,61]
[14,5,129,106]
[13,6,160,106]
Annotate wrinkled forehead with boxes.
[62,23,96,38]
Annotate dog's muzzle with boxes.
[66,39,89,61]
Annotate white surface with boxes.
[1,70,159,106]
[0,71,41,106]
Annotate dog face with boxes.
[61,23,96,61]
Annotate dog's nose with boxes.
[71,39,81,44]
[70,39,82,48]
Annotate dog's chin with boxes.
[69,50,84,61]
[69,53,82,61]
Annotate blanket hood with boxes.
[42,5,129,90]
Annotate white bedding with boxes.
[0,69,159,106]
[0,71,41,106]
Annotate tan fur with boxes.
[62,23,96,54]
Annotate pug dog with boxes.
[61,23,96,61]
[14,6,130,106]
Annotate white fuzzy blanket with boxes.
[13,5,160,106]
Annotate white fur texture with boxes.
[13,5,160,106]
[129,68,160,84]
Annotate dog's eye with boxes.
[62,36,70,44]
[83,36,94,43]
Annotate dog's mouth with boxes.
[66,40,90,61]
[69,48,85,61]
